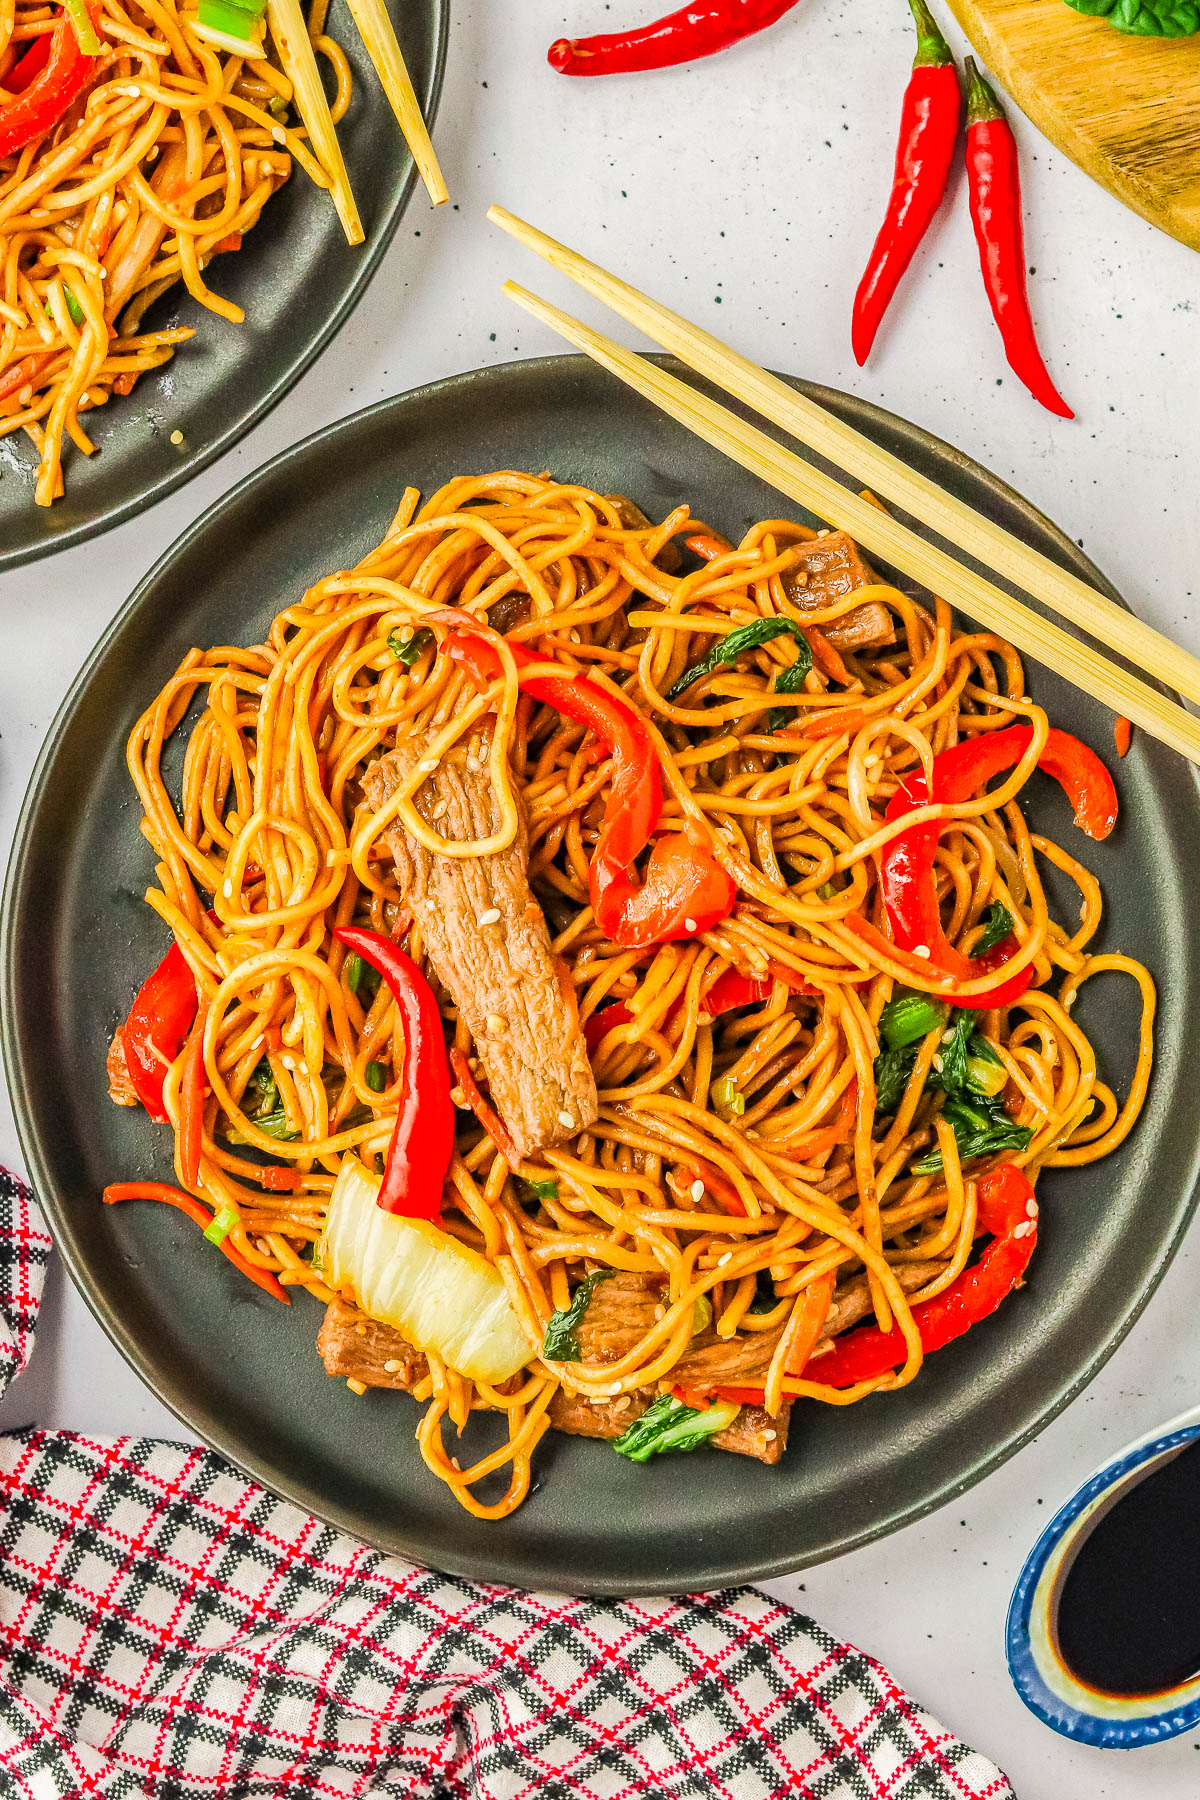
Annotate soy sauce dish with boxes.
[1007,1404,1200,1746]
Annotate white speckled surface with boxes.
[2,3,1199,1791]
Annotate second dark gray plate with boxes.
[6,356,1199,1593]
[0,0,446,573]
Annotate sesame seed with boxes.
[762,1429,777,1442]
[346,1378,366,1395]
[354,1322,366,1335]
[486,1013,505,1035]
[416,757,438,774]
[558,1109,574,1128]
[718,1252,733,1267]
[941,1029,956,1045]
[221,878,233,898]
[607,1381,621,1395]
[430,799,448,820]
[169,429,184,446]
[450,1087,466,1108]
[1026,1199,1038,1218]
[653,1305,664,1321]
[80,391,90,406]
[398,624,413,642]
[912,944,930,959]
[478,907,501,925]
[684,917,697,933]
[383,1359,400,1373]
[125,84,140,97]
[98,267,106,279]
[690,1179,705,1202]
[272,126,286,144]
[250,1033,264,1052]
[817,528,829,537]
[1012,1222,1029,1239]
[613,1397,632,1413]
[588,1396,607,1408]
[932,1054,943,1073]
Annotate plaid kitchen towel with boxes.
[0,1170,1015,1800]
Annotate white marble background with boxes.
[2,2,1199,1792]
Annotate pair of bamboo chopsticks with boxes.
[487,205,1200,771]
[268,0,447,248]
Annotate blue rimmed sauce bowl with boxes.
[1007,1403,1200,1747]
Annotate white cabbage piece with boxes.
[318,1159,531,1384]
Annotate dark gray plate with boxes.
[5,356,1199,1594]
[0,0,446,573]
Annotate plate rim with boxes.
[5,354,1199,1593]
[0,0,449,577]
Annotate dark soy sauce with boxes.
[1055,1438,1200,1696]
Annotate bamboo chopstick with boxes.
[500,279,1200,769]
[489,205,1200,714]
[343,0,448,206]
[269,0,363,245]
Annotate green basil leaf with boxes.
[1064,0,1199,36]
[873,1044,918,1117]
[612,1393,741,1462]
[542,1268,616,1362]
[971,902,1015,957]
[668,618,812,702]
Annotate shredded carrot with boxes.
[685,531,732,562]
[0,351,51,404]
[111,373,137,396]
[788,1080,857,1160]
[102,1182,289,1302]
[263,1026,284,1052]
[450,1047,520,1167]
[807,624,851,686]
[798,706,867,739]
[214,231,243,253]
[1114,716,1132,758]
[783,1271,837,1374]
[766,959,817,997]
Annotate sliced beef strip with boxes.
[319,1293,784,1463]
[547,1385,787,1466]
[784,531,895,653]
[605,493,682,572]
[107,1025,139,1107]
[363,730,598,1162]
[318,1296,429,1391]
[575,1271,664,1363]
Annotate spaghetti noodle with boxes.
[0,0,351,503]
[108,471,1155,1519]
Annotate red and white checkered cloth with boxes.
[0,1169,1014,1799]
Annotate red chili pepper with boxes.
[121,941,199,1124]
[440,617,736,949]
[334,927,454,1220]
[879,725,1116,1008]
[852,0,961,367]
[102,1183,290,1304]
[178,1008,208,1190]
[548,0,800,76]
[964,58,1072,419]
[449,1046,521,1168]
[802,1163,1037,1387]
[0,7,101,159]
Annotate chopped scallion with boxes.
[65,0,102,55]
[203,1204,240,1246]
[364,1060,386,1092]
[387,625,433,667]
[713,1076,745,1116]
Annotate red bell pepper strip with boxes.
[121,941,200,1124]
[852,0,961,366]
[178,1007,208,1189]
[449,1046,520,1168]
[4,34,52,93]
[440,616,736,949]
[334,927,454,1220]
[102,1182,290,1303]
[548,0,800,75]
[802,1163,1037,1387]
[964,58,1072,419]
[258,1165,303,1191]
[583,959,812,1053]
[677,1270,836,1407]
[0,6,102,159]
[879,724,1116,1008]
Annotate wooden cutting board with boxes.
[945,0,1200,252]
